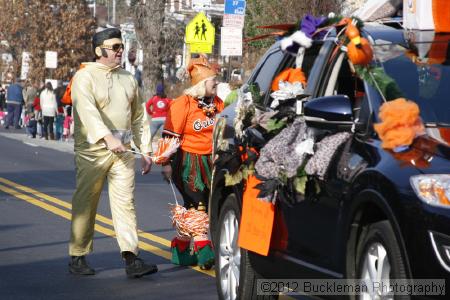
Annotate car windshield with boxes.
[375,38,450,125]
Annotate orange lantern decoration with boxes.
[347,38,373,66]
[345,23,361,45]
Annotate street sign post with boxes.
[20,52,31,80]
[45,51,58,69]
[224,0,246,15]
[220,27,242,56]
[223,0,246,28]
[192,0,212,11]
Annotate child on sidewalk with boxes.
[63,106,73,142]
[26,112,38,138]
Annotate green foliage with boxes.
[355,65,404,100]
[266,119,287,133]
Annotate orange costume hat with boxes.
[187,55,217,85]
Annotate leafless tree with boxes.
[0,0,95,83]
[131,0,166,100]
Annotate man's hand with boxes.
[161,164,172,182]
[141,154,152,175]
[104,134,127,153]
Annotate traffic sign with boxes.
[221,27,242,56]
[185,12,215,45]
[223,14,245,28]
[192,0,211,11]
[189,43,213,54]
[224,0,246,15]
[45,51,58,69]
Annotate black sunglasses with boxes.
[100,43,124,52]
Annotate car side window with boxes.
[251,50,284,99]
[322,49,366,116]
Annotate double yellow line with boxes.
[0,177,214,277]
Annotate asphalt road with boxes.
[0,128,218,300]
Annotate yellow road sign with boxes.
[185,12,215,45]
[189,43,213,54]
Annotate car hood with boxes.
[395,129,450,169]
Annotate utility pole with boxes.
[112,0,116,25]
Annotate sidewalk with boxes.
[0,127,159,155]
[0,128,74,154]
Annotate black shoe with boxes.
[123,252,158,278]
[69,256,95,275]
[14,126,21,129]
[4,126,9,129]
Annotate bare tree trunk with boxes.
[132,0,166,100]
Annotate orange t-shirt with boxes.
[163,94,224,154]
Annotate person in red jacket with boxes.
[145,83,171,142]
[32,96,44,138]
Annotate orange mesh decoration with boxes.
[271,68,307,91]
[432,0,450,33]
[170,204,209,237]
[374,98,425,150]
[153,137,180,164]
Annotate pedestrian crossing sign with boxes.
[185,12,215,45]
[189,43,213,54]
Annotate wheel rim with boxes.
[359,242,393,300]
[219,210,241,300]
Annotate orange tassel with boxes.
[257,23,296,31]
[153,137,180,164]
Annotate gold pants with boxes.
[69,148,139,256]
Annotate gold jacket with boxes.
[71,62,151,153]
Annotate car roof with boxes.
[362,23,450,47]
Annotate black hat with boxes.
[92,28,122,50]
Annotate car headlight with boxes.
[410,175,450,208]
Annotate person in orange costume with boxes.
[162,55,224,269]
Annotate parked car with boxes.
[209,23,450,300]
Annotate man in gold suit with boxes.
[69,28,157,278]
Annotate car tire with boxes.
[215,194,278,300]
[355,220,410,300]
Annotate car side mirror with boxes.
[304,95,353,131]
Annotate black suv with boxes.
[209,24,450,300]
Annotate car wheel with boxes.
[215,194,241,300]
[356,220,409,300]
[215,194,278,300]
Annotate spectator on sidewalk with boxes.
[23,81,38,114]
[4,78,24,129]
[33,95,44,138]
[0,86,6,111]
[40,82,58,140]
[63,106,73,142]
[26,112,37,138]
[145,83,171,142]
[55,110,64,141]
